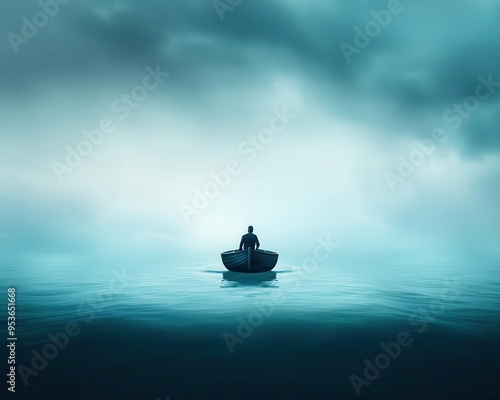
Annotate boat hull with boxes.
[221,249,278,273]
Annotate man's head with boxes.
[248,226,253,233]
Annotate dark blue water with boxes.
[2,254,500,399]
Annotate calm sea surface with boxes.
[2,254,500,399]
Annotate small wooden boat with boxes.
[221,248,279,273]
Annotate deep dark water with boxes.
[14,319,500,399]
[4,255,500,399]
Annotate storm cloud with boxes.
[1,0,499,260]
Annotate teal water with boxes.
[2,254,500,399]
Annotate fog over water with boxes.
[1,0,500,261]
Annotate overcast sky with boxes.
[1,0,499,262]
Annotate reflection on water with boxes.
[221,271,278,287]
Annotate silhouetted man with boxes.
[239,226,260,251]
